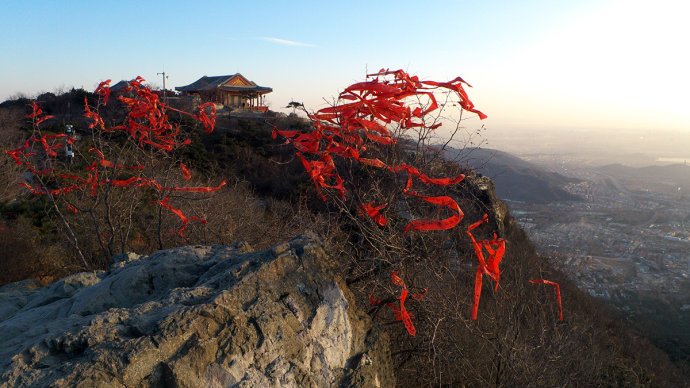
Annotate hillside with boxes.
[596,162,690,194]
[0,93,687,386]
[444,147,582,203]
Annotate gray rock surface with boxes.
[0,235,393,387]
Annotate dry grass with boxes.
[0,217,79,286]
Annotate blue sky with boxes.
[1,0,688,134]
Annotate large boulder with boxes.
[0,235,393,387]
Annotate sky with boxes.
[1,0,688,138]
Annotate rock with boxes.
[0,279,42,319]
[110,252,143,270]
[0,234,394,387]
[465,173,510,234]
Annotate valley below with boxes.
[465,146,690,366]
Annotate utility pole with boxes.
[157,71,169,103]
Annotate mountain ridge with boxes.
[443,146,582,203]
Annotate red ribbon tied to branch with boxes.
[179,163,192,180]
[27,101,54,126]
[84,97,105,130]
[370,272,419,336]
[402,176,465,234]
[272,68,482,235]
[529,279,564,321]
[157,196,190,237]
[466,214,506,320]
[389,271,416,336]
[95,79,111,105]
[169,180,227,193]
[11,77,224,239]
[361,202,388,226]
[194,102,217,134]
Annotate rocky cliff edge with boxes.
[0,234,393,387]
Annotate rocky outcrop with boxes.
[0,235,393,387]
[464,173,510,234]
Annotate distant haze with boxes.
[476,127,690,167]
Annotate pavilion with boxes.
[175,73,272,111]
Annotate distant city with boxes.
[460,141,690,363]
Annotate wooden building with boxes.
[175,73,272,111]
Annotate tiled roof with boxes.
[110,80,132,92]
[175,74,271,93]
[175,75,235,92]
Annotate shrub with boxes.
[3,78,222,269]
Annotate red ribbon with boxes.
[95,79,111,105]
[389,271,416,336]
[179,163,192,180]
[529,279,564,321]
[157,196,189,237]
[361,202,388,227]
[27,101,54,126]
[402,177,464,234]
[169,180,227,193]
[466,214,506,320]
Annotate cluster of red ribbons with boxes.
[95,80,111,105]
[466,214,506,320]
[466,214,563,322]
[529,279,563,321]
[84,97,105,130]
[370,272,427,336]
[354,159,467,233]
[273,69,486,233]
[275,69,563,325]
[6,78,223,237]
[6,134,73,166]
[27,101,55,126]
[97,77,217,151]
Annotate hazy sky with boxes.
[1,0,688,135]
